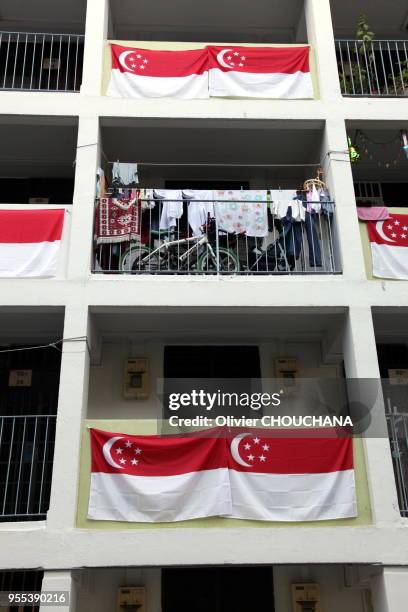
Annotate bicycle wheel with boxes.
[197,247,240,273]
[120,244,161,273]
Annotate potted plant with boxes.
[386,59,408,95]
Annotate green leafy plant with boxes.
[386,59,408,95]
[339,15,375,95]
[339,64,369,95]
[356,15,375,49]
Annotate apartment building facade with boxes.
[0,0,408,611]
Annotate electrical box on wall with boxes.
[117,587,145,612]
[8,369,32,387]
[291,583,321,612]
[388,368,408,385]
[123,359,149,399]
[275,358,299,388]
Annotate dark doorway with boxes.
[164,345,261,379]
[162,566,274,612]
[0,178,75,205]
[163,345,261,419]
[376,343,408,379]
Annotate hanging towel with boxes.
[214,190,268,237]
[357,206,390,221]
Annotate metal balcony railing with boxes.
[336,39,408,96]
[386,408,408,517]
[93,200,340,276]
[0,31,84,91]
[0,415,56,522]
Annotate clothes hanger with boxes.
[303,169,326,191]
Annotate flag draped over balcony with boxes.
[107,44,314,99]
[207,45,313,98]
[107,44,210,99]
[0,209,64,277]
[88,428,356,523]
[368,213,408,279]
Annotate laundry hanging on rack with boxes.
[305,185,322,213]
[269,189,298,202]
[155,190,184,230]
[281,210,322,269]
[112,162,139,187]
[214,190,269,237]
[271,199,306,222]
[185,190,215,236]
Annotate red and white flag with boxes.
[88,428,231,522]
[368,213,408,279]
[227,431,356,521]
[0,209,64,278]
[88,428,356,523]
[107,44,209,99]
[207,45,313,98]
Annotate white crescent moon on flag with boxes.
[376,220,396,243]
[217,48,234,69]
[118,50,135,72]
[230,432,252,467]
[102,436,125,469]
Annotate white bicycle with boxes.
[120,218,240,274]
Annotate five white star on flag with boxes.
[111,440,143,469]
[128,54,149,72]
[240,436,271,466]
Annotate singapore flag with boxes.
[88,427,355,523]
[368,214,408,279]
[107,44,209,99]
[207,45,314,98]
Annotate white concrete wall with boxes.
[0,0,407,596]
[274,565,366,612]
[371,567,408,612]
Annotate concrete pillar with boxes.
[80,0,110,96]
[40,571,77,612]
[67,116,100,280]
[46,304,90,529]
[304,0,342,101]
[321,119,367,281]
[371,567,408,612]
[342,307,400,524]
